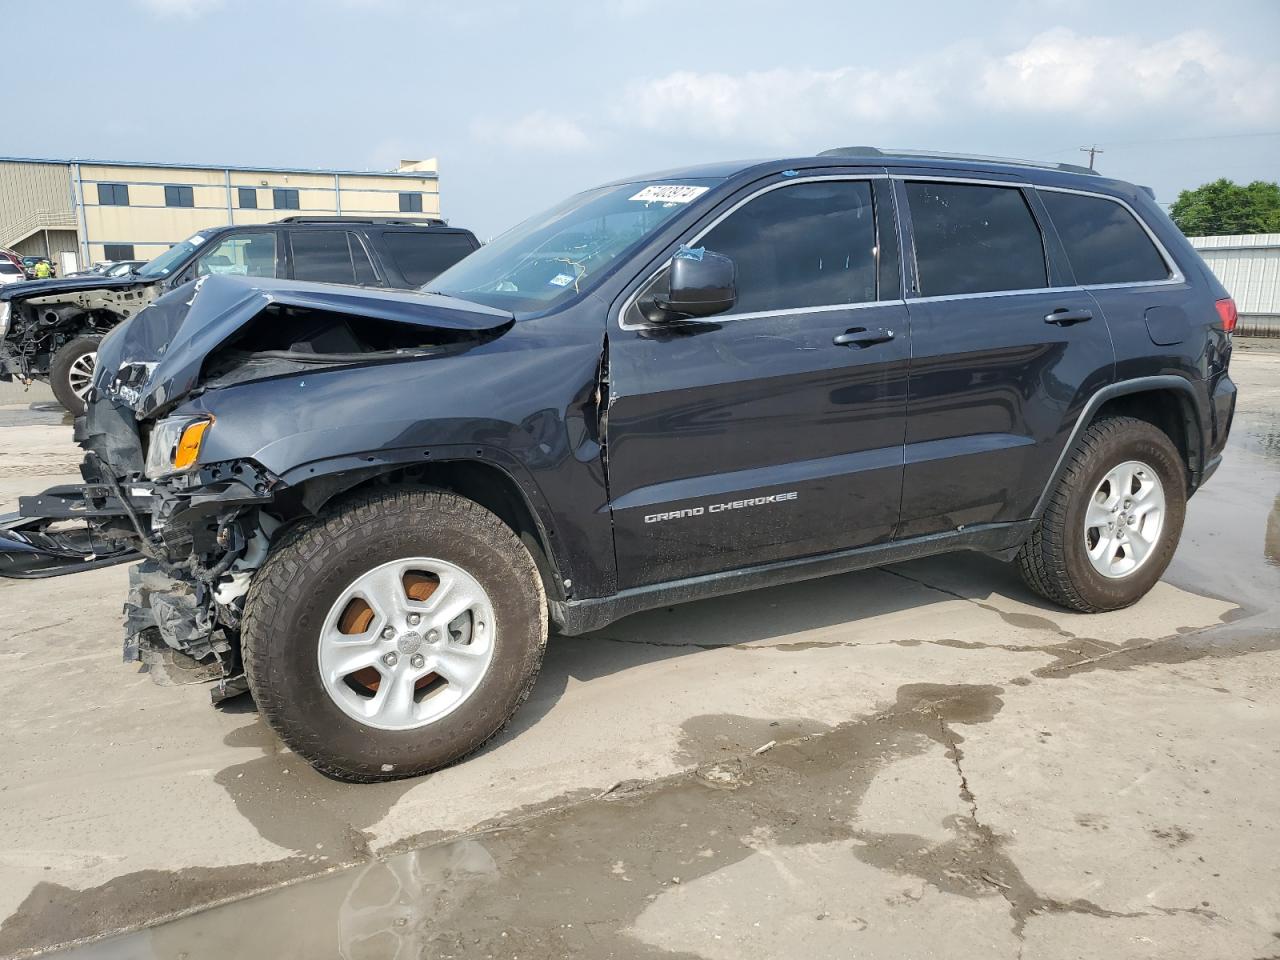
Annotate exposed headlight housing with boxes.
[145,416,214,479]
[0,302,10,338]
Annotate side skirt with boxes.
[550,519,1037,636]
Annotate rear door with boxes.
[1035,187,1192,380]
[288,230,380,286]
[606,174,911,588]
[896,175,1115,537]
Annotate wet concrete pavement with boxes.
[1,346,1278,959]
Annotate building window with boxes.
[97,183,130,206]
[103,244,135,261]
[398,192,424,213]
[273,188,300,210]
[238,187,258,209]
[164,185,195,208]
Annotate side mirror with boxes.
[649,247,737,322]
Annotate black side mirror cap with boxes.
[651,247,737,321]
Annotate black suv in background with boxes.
[0,149,1236,782]
[0,216,479,412]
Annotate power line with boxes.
[1046,131,1280,156]
[1080,144,1104,169]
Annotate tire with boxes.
[49,335,102,415]
[242,489,548,782]
[1016,416,1186,613]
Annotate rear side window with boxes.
[382,232,477,286]
[1040,191,1170,285]
[291,230,370,284]
[906,182,1047,296]
[699,179,879,314]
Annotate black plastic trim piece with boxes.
[550,520,1035,636]
[1031,375,1206,520]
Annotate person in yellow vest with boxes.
[33,259,52,279]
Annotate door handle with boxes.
[833,326,895,347]
[1044,307,1093,326]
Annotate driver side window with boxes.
[195,233,278,279]
[700,179,879,315]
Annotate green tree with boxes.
[1170,178,1280,236]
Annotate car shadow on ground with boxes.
[499,552,1068,744]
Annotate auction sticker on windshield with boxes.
[630,185,709,204]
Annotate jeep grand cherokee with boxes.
[0,148,1237,781]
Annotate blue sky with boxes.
[8,0,1279,237]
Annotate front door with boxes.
[896,177,1116,537]
[606,176,911,588]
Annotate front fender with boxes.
[173,335,617,597]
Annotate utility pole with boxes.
[1079,144,1104,170]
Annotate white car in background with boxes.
[0,260,26,286]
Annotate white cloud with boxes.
[135,0,222,17]
[471,111,592,153]
[979,28,1278,124]
[618,29,1278,145]
[622,66,941,146]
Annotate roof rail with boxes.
[273,215,449,226]
[817,146,1099,176]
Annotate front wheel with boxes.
[242,489,548,782]
[1016,416,1186,612]
[49,336,101,415]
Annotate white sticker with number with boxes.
[630,185,709,204]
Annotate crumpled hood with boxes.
[0,274,152,303]
[94,274,514,419]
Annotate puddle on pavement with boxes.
[0,402,71,428]
[35,685,1014,959]
[37,683,1164,958]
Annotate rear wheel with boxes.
[242,489,548,782]
[49,336,101,415]
[1017,417,1186,612]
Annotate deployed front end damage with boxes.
[2,395,284,698]
[1,274,514,701]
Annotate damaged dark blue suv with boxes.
[0,148,1238,782]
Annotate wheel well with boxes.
[296,461,564,601]
[1092,389,1201,486]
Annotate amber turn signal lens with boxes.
[173,418,213,470]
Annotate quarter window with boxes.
[238,187,258,209]
[1040,191,1170,285]
[906,182,1047,296]
[164,185,194,208]
[699,179,879,314]
[273,188,300,210]
[398,192,424,213]
[97,183,129,206]
[382,231,476,285]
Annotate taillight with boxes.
[1215,297,1238,334]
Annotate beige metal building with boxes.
[0,156,440,272]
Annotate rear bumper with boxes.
[1208,372,1237,464]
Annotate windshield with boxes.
[135,231,214,279]
[427,179,720,311]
